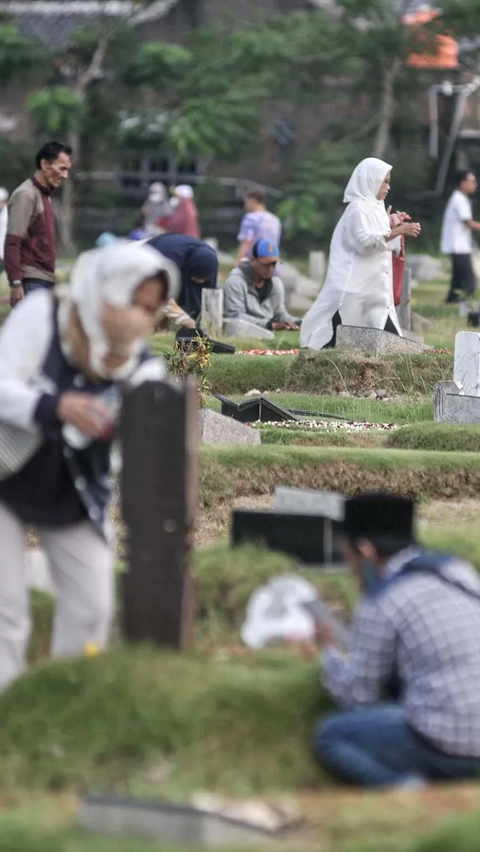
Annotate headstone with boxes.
[441,393,480,424]
[468,312,480,328]
[200,409,261,445]
[459,302,470,318]
[405,254,447,282]
[80,795,298,847]
[232,510,343,566]
[396,268,412,332]
[434,381,463,421]
[217,394,299,424]
[120,378,197,649]
[336,326,423,356]
[274,487,344,521]
[26,549,54,594]
[223,319,275,341]
[309,251,326,284]
[200,289,224,339]
[454,332,480,396]
[204,237,219,253]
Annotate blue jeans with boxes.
[23,278,53,295]
[314,705,480,788]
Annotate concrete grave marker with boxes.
[274,486,344,521]
[223,319,275,341]
[336,326,423,356]
[309,251,326,284]
[434,381,463,422]
[200,409,261,446]
[454,332,480,397]
[201,289,224,339]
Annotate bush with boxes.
[389,422,480,453]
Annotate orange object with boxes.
[404,9,458,70]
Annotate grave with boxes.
[274,486,344,521]
[217,394,300,424]
[434,381,463,422]
[223,319,275,341]
[336,326,423,356]
[120,377,197,649]
[454,332,480,396]
[201,289,224,339]
[80,795,299,848]
[439,393,480,424]
[200,409,261,445]
[232,507,343,566]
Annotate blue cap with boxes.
[96,232,118,247]
[253,238,280,260]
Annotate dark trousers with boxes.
[446,254,476,303]
[23,278,54,295]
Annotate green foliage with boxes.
[388,422,480,453]
[0,24,45,83]
[124,41,192,86]
[166,337,213,406]
[27,87,86,137]
[413,814,480,852]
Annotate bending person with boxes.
[0,242,176,691]
[148,233,218,326]
[300,158,421,350]
[224,239,299,331]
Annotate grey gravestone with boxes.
[406,254,447,282]
[442,393,480,424]
[434,381,463,422]
[309,251,326,284]
[336,326,423,356]
[79,796,298,848]
[454,332,480,396]
[204,237,219,253]
[223,319,275,341]
[396,268,412,332]
[274,486,344,521]
[120,378,197,649]
[201,289,224,339]
[200,409,261,445]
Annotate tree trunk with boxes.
[373,58,401,160]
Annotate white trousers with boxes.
[0,501,114,691]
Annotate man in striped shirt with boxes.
[314,493,480,788]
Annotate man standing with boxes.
[236,188,282,265]
[441,170,480,303]
[224,239,299,331]
[5,141,72,307]
[313,493,480,788]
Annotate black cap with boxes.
[342,493,415,540]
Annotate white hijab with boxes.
[343,157,392,230]
[61,241,179,379]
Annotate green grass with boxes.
[389,422,480,452]
[208,355,292,394]
[259,428,388,447]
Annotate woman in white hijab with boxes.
[0,241,178,691]
[300,158,421,350]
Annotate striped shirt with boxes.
[323,548,480,757]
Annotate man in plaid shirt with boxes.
[314,493,480,788]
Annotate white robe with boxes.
[301,161,402,351]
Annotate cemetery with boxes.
[3,254,480,852]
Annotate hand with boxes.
[271,321,300,331]
[400,221,421,238]
[57,392,116,440]
[182,317,197,329]
[9,286,24,308]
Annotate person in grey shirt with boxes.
[223,239,299,331]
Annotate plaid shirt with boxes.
[323,548,480,757]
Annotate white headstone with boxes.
[309,251,326,284]
[454,332,480,397]
[274,487,344,521]
[200,289,224,338]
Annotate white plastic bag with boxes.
[241,574,319,650]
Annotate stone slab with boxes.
[434,381,463,422]
[200,289,224,338]
[454,332,480,396]
[26,549,55,594]
[274,486,344,521]
[223,319,275,341]
[441,393,480,424]
[309,251,326,284]
[79,796,296,848]
[199,409,261,445]
[336,326,423,356]
[406,254,447,282]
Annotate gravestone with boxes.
[434,381,463,422]
[200,409,261,445]
[274,487,344,521]
[396,268,412,332]
[309,251,326,284]
[223,319,275,341]
[454,332,480,396]
[232,510,343,566]
[204,237,219,253]
[120,378,198,649]
[201,289,224,339]
[217,394,299,423]
[441,393,480,424]
[336,326,423,356]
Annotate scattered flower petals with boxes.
[236,349,300,356]
[248,420,399,432]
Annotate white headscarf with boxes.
[62,241,179,379]
[343,157,392,231]
[174,184,194,199]
[0,188,8,203]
